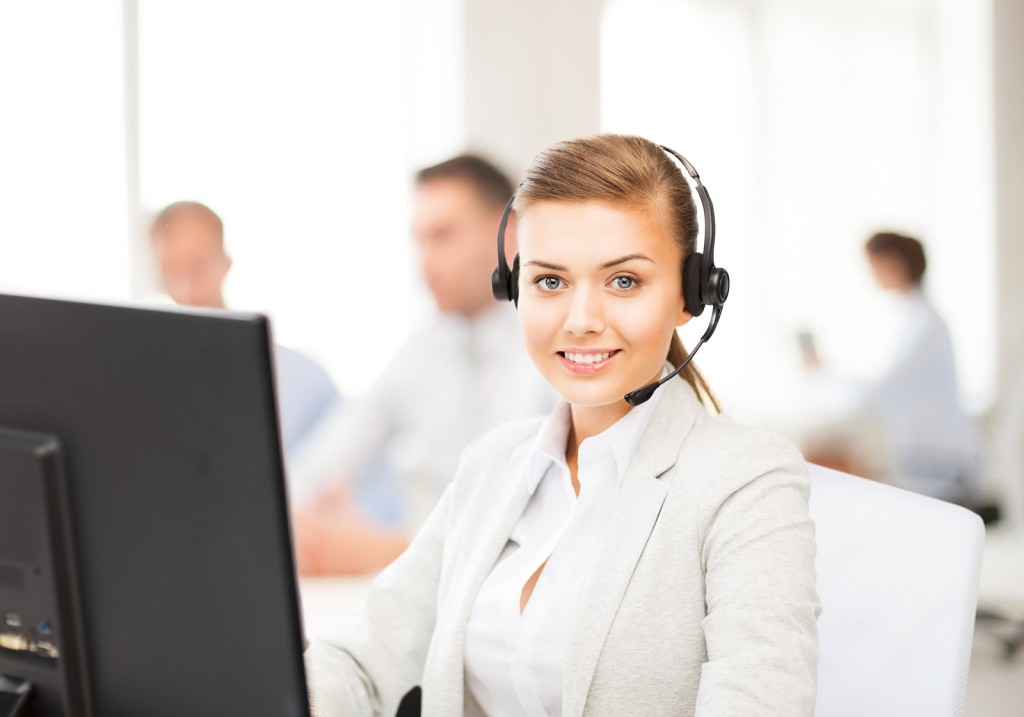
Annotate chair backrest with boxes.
[808,464,985,717]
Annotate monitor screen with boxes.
[0,293,309,717]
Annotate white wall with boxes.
[0,2,131,301]
[994,0,1024,389]
[462,0,603,175]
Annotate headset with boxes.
[490,144,730,406]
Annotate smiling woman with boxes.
[304,135,820,717]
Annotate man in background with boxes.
[291,155,554,574]
[150,201,342,461]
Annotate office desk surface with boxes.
[298,574,377,640]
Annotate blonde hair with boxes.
[515,134,721,413]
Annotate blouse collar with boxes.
[526,365,670,496]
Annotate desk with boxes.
[298,574,377,640]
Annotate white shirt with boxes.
[288,304,554,529]
[464,379,665,717]
[861,290,977,500]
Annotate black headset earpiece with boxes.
[682,252,705,317]
[491,195,519,304]
[659,147,729,322]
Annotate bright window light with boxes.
[0,2,130,301]
[137,0,418,393]
[601,0,994,417]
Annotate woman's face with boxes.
[516,200,691,410]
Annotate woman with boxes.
[305,134,820,716]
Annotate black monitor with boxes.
[0,292,309,717]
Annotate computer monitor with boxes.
[0,293,309,717]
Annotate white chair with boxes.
[808,463,985,716]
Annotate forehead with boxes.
[517,200,678,264]
[413,178,487,223]
[152,213,223,258]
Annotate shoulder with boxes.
[692,411,805,465]
[443,417,543,503]
[681,410,809,503]
[273,345,338,393]
[460,416,544,467]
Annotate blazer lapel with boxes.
[427,440,534,714]
[562,379,702,717]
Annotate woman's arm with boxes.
[304,483,450,717]
[696,436,821,716]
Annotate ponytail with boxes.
[666,331,721,413]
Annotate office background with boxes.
[3,0,1019,404]
[1,1,1022,712]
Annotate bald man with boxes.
[150,201,342,460]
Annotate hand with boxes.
[292,486,409,575]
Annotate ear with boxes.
[676,296,692,328]
[219,253,233,279]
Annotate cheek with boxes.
[517,299,560,355]
[613,292,679,343]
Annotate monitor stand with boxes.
[0,429,90,716]
[0,674,32,717]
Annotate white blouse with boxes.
[464,383,665,716]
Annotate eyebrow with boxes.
[600,253,654,269]
[523,253,655,272]
[523,260,568,271]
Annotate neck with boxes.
[565,364,664,459]
[566,399,632,460]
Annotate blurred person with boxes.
[290,155,555,574]
[150,201,341,460]
[805,232,978,504]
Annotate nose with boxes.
[562,284,605,337]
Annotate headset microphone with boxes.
[492,144,729,406]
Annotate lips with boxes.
[557,349,620,375]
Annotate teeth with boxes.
[565,351,613,364]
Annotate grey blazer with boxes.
[305,377,820,716]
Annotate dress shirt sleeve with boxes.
[304,483,450,716]
[695,434,821,716]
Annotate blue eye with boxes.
[613,276,635,290]
[538,276,563,291]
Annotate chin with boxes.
[545,375,632,408]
